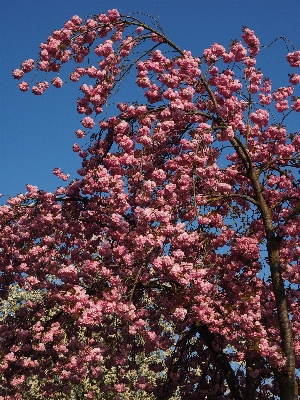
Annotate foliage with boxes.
[1,8,300,399]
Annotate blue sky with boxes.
[1,0,300,203]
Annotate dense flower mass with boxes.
[2,9,300,400]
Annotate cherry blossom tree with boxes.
[1,8,300,399]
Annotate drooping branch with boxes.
[194,322,245,400]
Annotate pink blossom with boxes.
[272,86,293,101]
[114,383,126,393]
[233,237,260,259]
[71,15,82,25]
[248,84,259,94]
[81,116,95,129]
[244,56,256,67]
[173,307,187,321]
[7,15,300,399]
[242,28,260,55]
[260,79,272,93]
[275,100,289,113]
[217,126,235,141]
[289,73,300,85]
[31,86,43,95]
[72,143,81,152]
[10,376,25,387]
[95,40,114,57]
[203,43,225,65]
[21,59,35,72]
[70,71,81,82]
[38,60,50,71]
[75,129,86,138]
[12,69,24,79]
[98,13,110,23]
[107,9,120,22]
[292,98,300,112]
[230,42,247,62]
[286,50,300,67]
[86,19,98,30]
[5,352,16,362]
[223,52,234,63]
[18,81,29,92]
[31,81,49,95]
[259,94,272,105]
[51,77,63,88]
[250,109,269,126]
[151,169,167,184]
[151,33,163,43]
[53,167,70,181]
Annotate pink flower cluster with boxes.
[241,27,260,56]
[250,109,269,126]
[286,50,300,67]
[5,10,300,399]
[53,167,70,181]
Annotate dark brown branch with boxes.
[194,322,245,400]
[284,200,300,223]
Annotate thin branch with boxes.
[205,193,259,207]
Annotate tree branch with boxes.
[194,322,245,400]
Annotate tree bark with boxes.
[249,169,298,400]
[267,235,298,400]
[246,357,256,400]
[195,323,245,400]
[230,136,298,399]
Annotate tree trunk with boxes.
[232,142,298,399]
[195,323,245,400]
[267,235,298,400]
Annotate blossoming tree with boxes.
[1,8,300,399]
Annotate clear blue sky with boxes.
[1,0,300,203]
